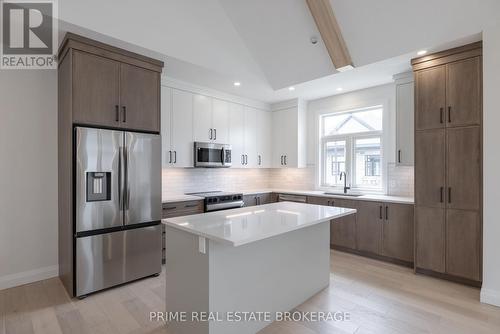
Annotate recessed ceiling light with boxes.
[417,50,427,56]
[288,86,295,91]
[336,87,343,92]
[233,82,241,87]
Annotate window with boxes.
[320,106,383,191]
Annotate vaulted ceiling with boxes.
[59,0,499,103]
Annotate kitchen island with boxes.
[162,202,356,334]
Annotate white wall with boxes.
[481,22,500,307]
[306,84,397,192]
[0,70,58,289]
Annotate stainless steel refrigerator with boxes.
[74,127,161,297]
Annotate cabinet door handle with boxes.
[168,150,172,164]
[245,155,248,165]
[327,200,330,206]
[448,106,451,123]
[241,155,244,165]
[174,151,177,163]
[258,155,262,166]
[448,187,451,204]
[115,105,119,122]
[209,128,213,140]
[440,107,444,124]
[440,187,444,203]
[280,155,283,165]
[284,155,287,165]
[122,106,127,122]
[331,200,334,206]
[398,150,401,163]
[379,206,383,220]
[214,129,217,140]
[385,206,389,220]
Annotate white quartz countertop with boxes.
[162,202,356,247]
[162,194,203,203]
[240,189,414,204]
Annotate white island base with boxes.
[163,202,356,334]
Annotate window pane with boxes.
[354,137,381,189]
[324,140,346,186]
[323,107,382,136]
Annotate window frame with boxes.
[318,105,385,193]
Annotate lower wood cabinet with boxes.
[308,197,414,264]
[329,198,357,250]
[243,193,273,207]
[381,203,414,262]
[161,200,204,263]
[415,206,446,273]
[446,209,481,281]
[307,197,357,251]
[356,201,383,254]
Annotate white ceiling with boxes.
[58,0,500,104]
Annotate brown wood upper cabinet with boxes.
[415,55,481,131]
[73,51,120,128]
[446,57,481,128]
[59,33,163,133]
[415,66,446,130]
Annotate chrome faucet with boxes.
[339,172,351,194]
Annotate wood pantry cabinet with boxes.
[59,33,163,133]
[412,42,482,285]
[57,33,163,296]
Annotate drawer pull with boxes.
[164,206,177,211]
[184,204,199,208]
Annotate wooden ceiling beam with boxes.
[306,0,353,71]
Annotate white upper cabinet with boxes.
[272,100,307,168]
[193,94,213,142]
[193,94,230,144]
[212,99,230,144]
[161,86,172,167]
[244,107,258,168]
[171,89,194,167]
[161,87,194,168]
[256,109,272,168]
[229,102,245,167]
[395,73,415,165]
[162,84,273,169]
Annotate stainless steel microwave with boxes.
[194,142,232,168]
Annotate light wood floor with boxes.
[1,251,499,334]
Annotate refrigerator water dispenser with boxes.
[86,172,111,202]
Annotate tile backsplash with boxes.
[386,163,414,197]
[162,168,271,199]
[162,164,414,199]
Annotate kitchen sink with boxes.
[323,192,363,197]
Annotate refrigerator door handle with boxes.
[124,146,129,212]
[118,147,123,211]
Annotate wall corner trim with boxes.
[0,265,58,291]
[480,288,500,307]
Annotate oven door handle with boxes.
[221,147,225,166]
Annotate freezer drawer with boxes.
[76,225,161,296]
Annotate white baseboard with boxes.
[0,265,58,290]
[480,288,500,307]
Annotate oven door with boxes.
[194,142,231,167]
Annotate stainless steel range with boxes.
[187,191,244,212]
